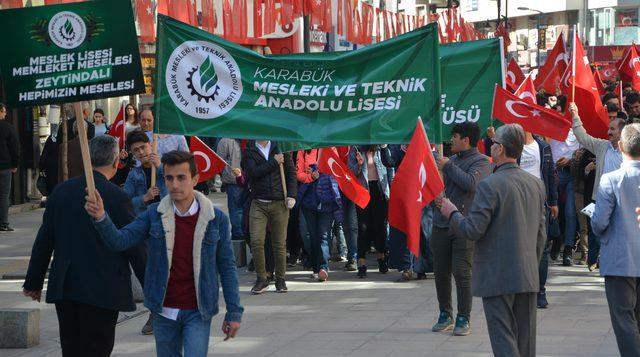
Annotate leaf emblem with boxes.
[63,19,74,37]
[198,56,218,93]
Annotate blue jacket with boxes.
[348,147,390,199]
[298,173,343,221]
[93,191,244,322]
[123,165,168,214]
[592,161,640,277]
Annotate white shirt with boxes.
[256,141,271,160]
[521,140,542,179]
[549,128,580,161]
[160,198,200,321]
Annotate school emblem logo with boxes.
[166,41,243,119]
[48,12,87,49]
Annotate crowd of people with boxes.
[2,75,637,356]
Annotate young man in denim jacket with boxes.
[85,151,243,357]
[124,130,168,214]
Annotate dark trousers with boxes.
[604,276,640,357]
[431,226,473,318]
[482,293,537,357]
[356,182,387,259]
[55,300,119,357]
[0,169,11,227]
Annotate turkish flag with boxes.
[157,0,169,15]
[136,0,155,43]
[201,0,217,33]
[1,0,22,8]
[593,68,606,95]
[190,137,226,183]
[567,33,609,139]
[263,0,276,35]
[187,0,198,27]
[506,58,525,92]
[534,35,568,92]
[388,120,443,256]
[321,0,332,33]
[600,64,618,82]
[514,75,537,105]
[107,103,126,150]
[318,147,370,209]
[281,0,294,27]
[492,85,571,141]
[222,0,233,39]
[168,0,190,23]
[253,0,262,37]
[618,45,640,91]
[361,2,373,44]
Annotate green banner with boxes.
[0,0,144,107]
[154,15,441,145]
[439,39,503,140]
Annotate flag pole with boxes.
[571,25,577,101]
[73,102,96,202]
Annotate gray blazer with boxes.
[449,163,547,298]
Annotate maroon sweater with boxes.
[163,212,199,309]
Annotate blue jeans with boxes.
[224,184,244,239]
[558,169,577,247]
[539,208,552,293]
[331,222,347,258]
[0,170,11,227]
[341,195,358,261]
[388,227,412,271]
[302,208,334,272]
[153,310,212,357]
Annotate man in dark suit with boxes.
[23,135,146,357]
[438,124,547,357]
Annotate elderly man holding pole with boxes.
[438,124,547,357]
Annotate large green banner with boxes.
[154,15,441,145]
[0,0,144,107]
[439,39,503,140]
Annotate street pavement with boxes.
[0,193,620,356]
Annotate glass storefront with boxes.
[588,6,639,45]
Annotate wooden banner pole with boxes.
[73,102,95,201]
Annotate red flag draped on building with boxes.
[107,104,126,150]
[388,120,443,256]
[136,0,155,42]
[361,2,373,44]
[506,58,525,92]
[157,0,169,15]
[492,85,571,141]
[494,21,511,47]
[253,0,263,37]
[167,0,190,23]
[190,137,227,183]
[308,0,323,28]
[375,8,381,41]
[318,147,370,209]
[321,0,333,33]
[263,0,277,35]
[618,45,640,91]
[514,75,537,105]
[1,0,22,8]
[281,0,294,27]
[567,32,609,139]
[534,35,568,93]
[239,0,248,38]
[222,0,233,38]
[187,0,198,27]
[336,0,343,35]
[201,0,217,33]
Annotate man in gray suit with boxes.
[438,124,547,357]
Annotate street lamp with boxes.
[518,7,543,68]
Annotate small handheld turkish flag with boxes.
[388,120,444,256]
[506,58,525,92]
[107,103,126,150]
[189,136,227,183]
[492,85,571,141]
[318,147,370,209]
[514,74,537,105]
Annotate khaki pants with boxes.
[249,200,290,281]
[574,191,589,255]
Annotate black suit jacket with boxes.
[24,171,143,311]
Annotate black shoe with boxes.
[562,246,573,266]
[140,313,153,335]
[275,278,288,293]
[537,292,549,309]
[378,258,389,274]
[417,273,427,280]
[251,279,269,294]
[357,265,367,279]
[345,259,357,271]
[0,225,14,232]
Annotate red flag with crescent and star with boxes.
[506,58,525,92]
[388,120,443,256]
[534,35,568,93]
[318,147,370,209]
[492,85,571,141]
[514,74,537,105]
[617,45,640,91]
[107,103,126,150]
[189,136,227,183]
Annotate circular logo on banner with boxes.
[166,41,243,120]
[48,11,87,49]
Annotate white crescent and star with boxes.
[417,163,426,203]
[505,100,528,119]
[518,91,535,103]
[193,151,211,172]
[506,70,515,84]
[631,57,640,69]
[328,158,351,181]
[555,53,569,65]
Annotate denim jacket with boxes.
[348,147,390,199]
[92,191,244,322]
[123,166,168,214]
